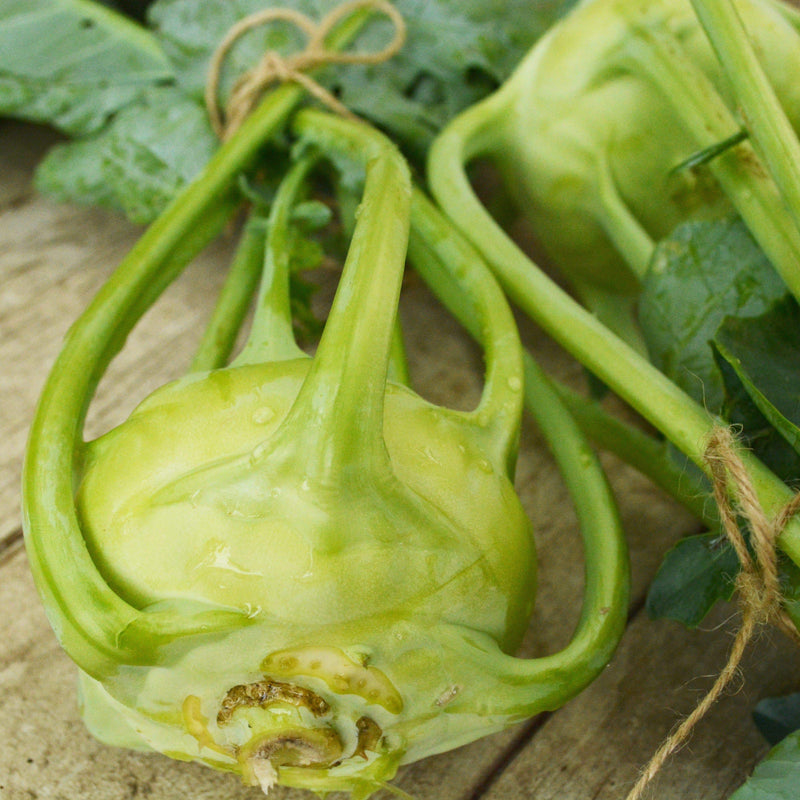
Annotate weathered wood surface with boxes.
[1,118,799,800]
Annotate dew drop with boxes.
[252,407,275,425]
[251,442,269,463]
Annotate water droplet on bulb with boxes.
[252,407,275,425]
[250,442,269,464]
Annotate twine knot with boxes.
[205,0,406,141]
[626,425,800,800]
[705,427,800,636]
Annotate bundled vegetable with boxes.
[21,59,628,793]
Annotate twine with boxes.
[626,426,800,800]
[205,0,406,140]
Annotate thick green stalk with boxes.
[595,154,655,279]
[190,212,266,372]
[428,117,800,567]
[407,186,628,712]
[622,19,800,304]
[389,318,411,386]
[407,187,524,472]
[276,110,411,475]
[235,155,318,366]
[434,352,629,718]
[690,0,800,232]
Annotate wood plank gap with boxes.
[466,593,651,800]
[0,528,25,566]
[465,714,553,800]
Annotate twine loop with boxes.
[626,425,800,800]
[205,0,406,140]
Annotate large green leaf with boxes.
[149,0,577,157]
[639,216,788,412]
[730,730,800,800]
[35,86,216,223]
[646,532,738,628]
[754,693,800,747]
[0,0,172,135]
[714,296,800,458]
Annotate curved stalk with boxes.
[273,110,411,476]
[432,353,628,718]
[234,154,318,366]
[406,185,629,716]
[388,317,411,386]
[595,153,655,279]
[190,212,266,372]
[407,188,524,473]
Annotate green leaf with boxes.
[0,0,173,135]
[34,86,217,223]
[639,216,788,412]
[753,694,800,746]
[711,341,800,485]
[730,730,800,800]
[646,532,739,628]
[22,0,574,222]
[714,296,800,457]
[149,0,578,157]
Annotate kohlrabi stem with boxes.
[595,154,655,279]
[427,123,800,567]
[21,10,376,678]
[277,110,410,471]
[435,352,629,718]
[624,19,800,304]
[190,212,266,372]
[512,353,629,708]
[406,185,628,709]
[235,154,317,366]
[690,0,800,233]
[407,187,524,473]
[389,318,411,386]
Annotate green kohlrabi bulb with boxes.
[68,132,538,794]
[73,353,536,794]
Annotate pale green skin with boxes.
[442,0,800,343]
[77,362,534,647]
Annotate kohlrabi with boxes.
[428,0,800,618]
[22,85,628,796]
[429,0,800,346]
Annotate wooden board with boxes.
[1,118,798,800]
